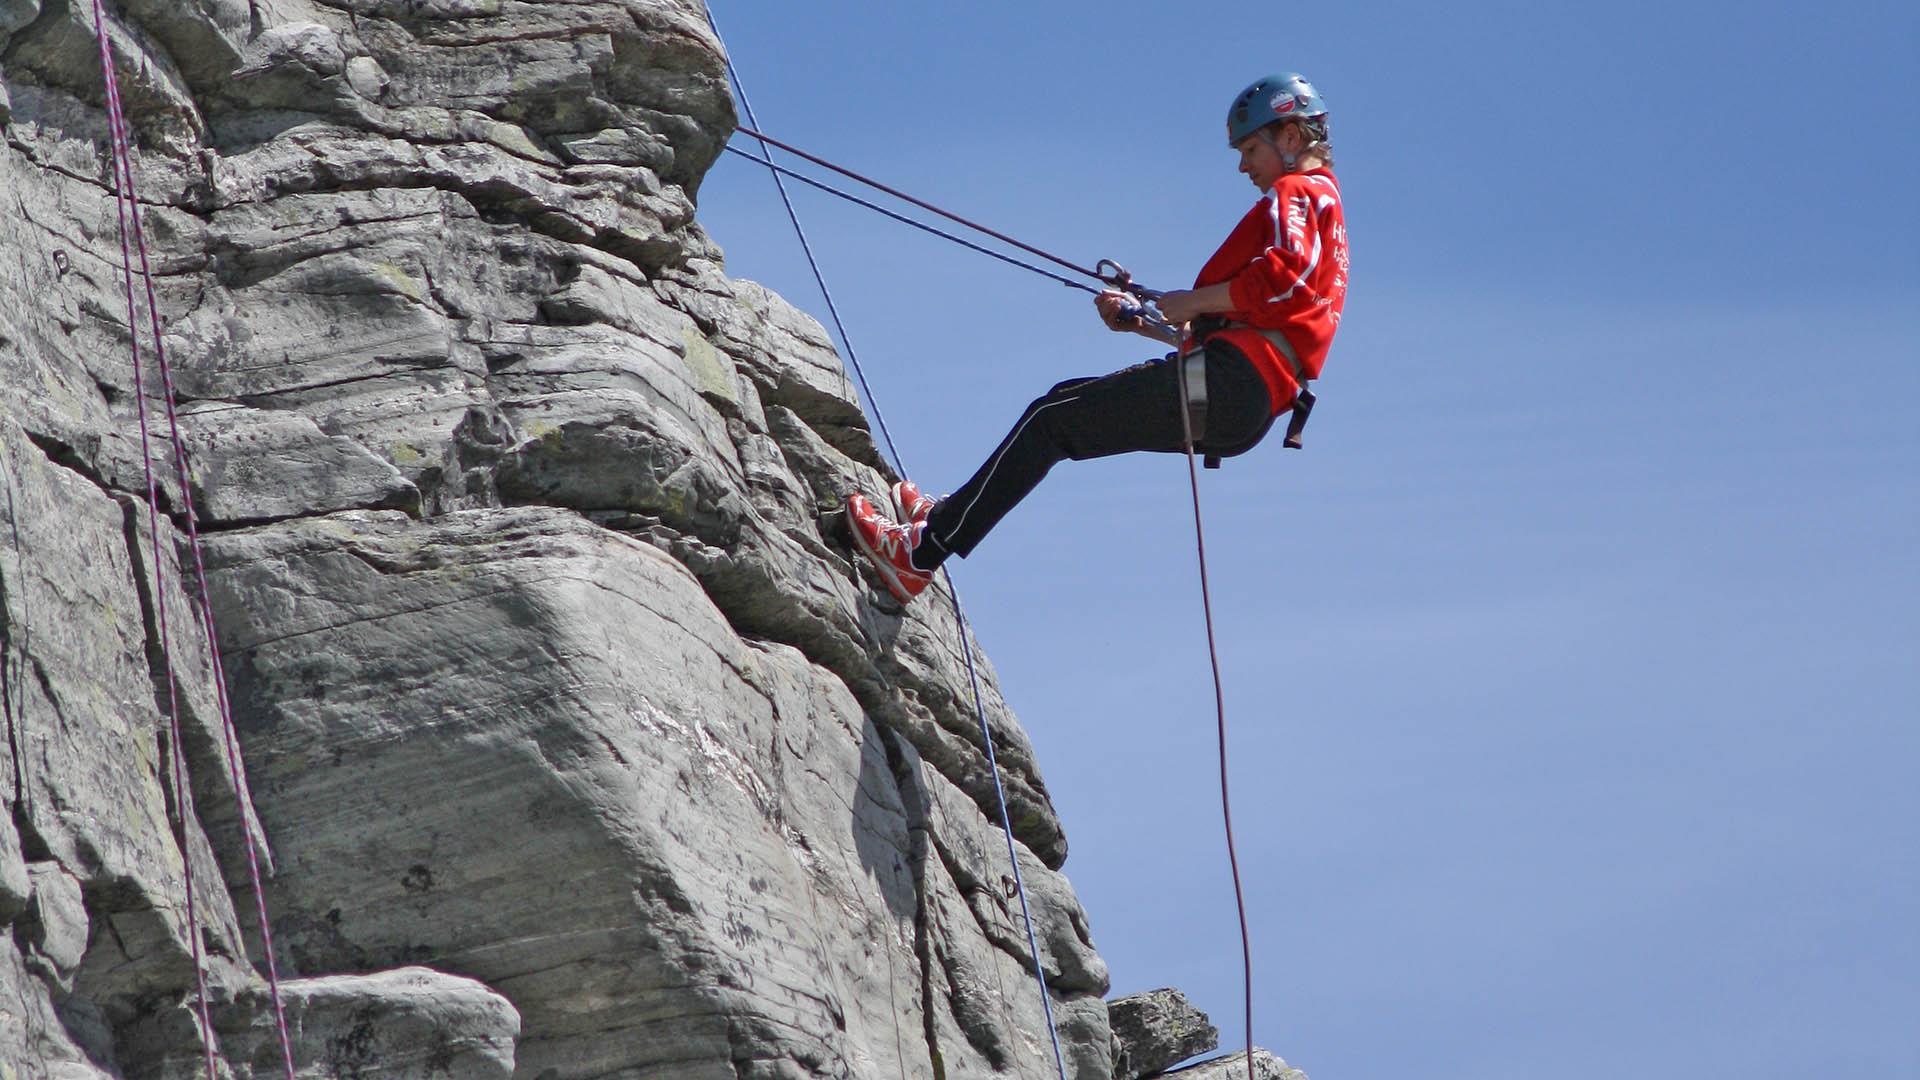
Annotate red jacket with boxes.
[1190,168,1349,413]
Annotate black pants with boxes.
[920,341,1275,566]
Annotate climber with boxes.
[846,73,1350,604]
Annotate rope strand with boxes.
[90,4,298,1075]
[734,124,1110,284]
[720,145,1101,295]
[1174,364,1257,1080]
[90,9,217,1072]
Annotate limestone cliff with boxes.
[1,1,1107,1076]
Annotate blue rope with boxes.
[704,10,1072,1080]
[943,583,1072,1073]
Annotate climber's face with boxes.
[1234,122,1302,191]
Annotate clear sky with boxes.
[695,4,1917,1078]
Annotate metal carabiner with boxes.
[1095,258,1176,338]
[1095,257,1165,301]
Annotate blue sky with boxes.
[695,4,1917,1078]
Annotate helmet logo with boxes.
[1271,94,1297,116]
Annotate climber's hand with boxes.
[1155,289,1202,326]
[1096,289,1142,332]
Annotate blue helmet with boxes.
[1227,73,1329,147]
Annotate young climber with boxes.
[848,72,1350,604]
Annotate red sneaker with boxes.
[891,480,936,527]
[847,493,933,603]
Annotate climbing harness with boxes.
[706,11,1073,1080]
[1179,350,1212,450]
[1232,322,1317,450]
[89,4,298,1076]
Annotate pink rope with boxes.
[89,3,298,1076]
[88,8,216,1075]
[1173,364,1258,1080]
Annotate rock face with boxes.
[1,1,1111,1077]
[1166,1050,1309,1080]
[1109,988,1220,1079]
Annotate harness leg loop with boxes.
[1177,350,1224,468]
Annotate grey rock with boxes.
[0,815,26,924]
[0,546,26,925]
[123,967,521,1080]
[344,55,390,102]
[21,862,90,987]
[659,270,871,457]
[115,0,249,90]
[201,508,944,1077]
[225,20,359,114]
[246,21,348,81]
[0,421,220,929]
[0,937,116,1078]
[178,402,421,524]
[917,757,1106,998]
[1168,1049,1311,1080]
[250,968,519,1080]
[0,91,192,481]
[0,418,254,1068]
[1109,987,1220,1078]
[0,0,1129,1074]
[893,732,1110,1079]
[554,125,676,170]
[4,0,207,151]
[0,0,42,40]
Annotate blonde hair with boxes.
[1294,117,1334,168]
[1264,117,1334,168]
